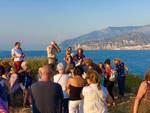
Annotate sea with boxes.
[0,50,150,77]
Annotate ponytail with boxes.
[86,70,101,90]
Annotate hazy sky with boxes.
[0,0,150,50]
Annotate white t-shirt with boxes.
[82,84,108,113]
[54,74,69,99]
[11,48,24,62]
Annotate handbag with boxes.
[56,74,63,83]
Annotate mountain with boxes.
[60,25,150,50]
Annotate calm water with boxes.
[0,50,150,77]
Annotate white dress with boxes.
[82,84,108,113]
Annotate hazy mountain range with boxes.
[60,25,150,50]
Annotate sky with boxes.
[0,0,150,50]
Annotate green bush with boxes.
[27,58,48,79]
[125,74,142,94]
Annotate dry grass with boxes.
[11,97,134,113]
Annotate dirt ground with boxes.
[10,97,134,113]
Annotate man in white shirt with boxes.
[11,42,25,72]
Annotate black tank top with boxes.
[69,85,83,101]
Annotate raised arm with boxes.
[53,43,61,53]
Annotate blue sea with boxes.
[0,50,150,77]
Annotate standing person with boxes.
[0,97,9,113]
[31,65,63,113]
[0,65,9,108]
[67,66,85,113]
[66,47,74,57]
[98,62,105,86]
[104,59,115,100]
[82,70,113,113]
[54,63,69,113]
[64,47,75,73]
[73,48,85,66]
[9,67,20,95]
[113,58,128,97]
[19,61,32,108]
[47,41,61,68]
[11,42,25,72]
[133,69,150,113]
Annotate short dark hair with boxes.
[77,48,84,53]
[104,59,111,65]
[15,42,20,46]
[73,66,84,76]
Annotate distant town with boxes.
[74,40,150,50]
[61,25,150,50]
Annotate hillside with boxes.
[60,25,150,50]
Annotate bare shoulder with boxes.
[68,77,73,84]
[140,81,148,88]
[137,81,148,93]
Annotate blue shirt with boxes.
[116,62,125,76]
[31,81,64,113]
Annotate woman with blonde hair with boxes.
[133,69,150,113]
[82,70,113,113]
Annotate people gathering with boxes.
[0,41,150,113]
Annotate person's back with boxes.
[0,97,9,113]
[82,70,113,113]
[0,81,9,107]
[67,66,85,113]
[54,73,69,99]
[68,76,84,113]
[82,84,108,113]
[31,65,63,113]
[31,81,63,113]
[69,85,83,101]
[133,69,150,113]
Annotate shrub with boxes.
[27,58,48,80]
[125,74,142,94]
